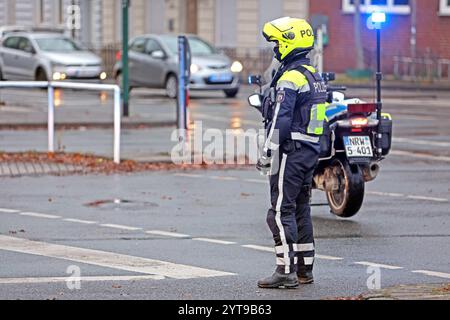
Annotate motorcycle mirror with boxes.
[248,94,262,108]
[322,72,336,83]
[248,75,262,86]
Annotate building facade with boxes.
[0,0,309,76]
[0,0,309,47]
[310,0,450,77]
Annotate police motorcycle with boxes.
[248,73,393,218]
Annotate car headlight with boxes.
[230,61,243,73]
[190,64,201,74]
[53,72,66,81]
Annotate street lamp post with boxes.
[371,12,386,159]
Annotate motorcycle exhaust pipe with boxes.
[363,162,380,182]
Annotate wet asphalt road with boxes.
[0,86,449,300]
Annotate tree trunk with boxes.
[354,0,365,70]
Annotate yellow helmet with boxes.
[263,17,315,61]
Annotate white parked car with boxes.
[0,32,106,82]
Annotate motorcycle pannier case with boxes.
[380,116,393,156]
[319,120,332,158]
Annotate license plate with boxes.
[209,74,232,83]
[344,136,373,158]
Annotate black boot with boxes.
[258,272,299,289]
[298,271,314,284]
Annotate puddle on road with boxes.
[84,199,159,211]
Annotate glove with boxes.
[256,154,272,176]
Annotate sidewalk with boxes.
[336,283,450,300]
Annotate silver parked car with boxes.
[114,34,243,98]
[0,32,106,82]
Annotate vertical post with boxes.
[410,0,417,80]
[71,0,76,40]
[47,84,55,153]
[316,26,324,74]
[177,36,187,136]
[376,28,383,159]
[122,0,130,117]
[113,86,122,164]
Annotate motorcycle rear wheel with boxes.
[326,158,365,218]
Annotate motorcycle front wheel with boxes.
[326,158,365,218]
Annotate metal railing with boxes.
[394,55,450,81]
[0,81,122,164]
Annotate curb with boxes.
[0,121,176,131]
[360,283,450,300]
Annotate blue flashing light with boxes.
[371,12,386,24]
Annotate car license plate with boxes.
[344,136,373,158]
[209,74,232,83]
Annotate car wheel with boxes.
[35,69,48,81]
[224,88,239,98]
[165,74,178,99]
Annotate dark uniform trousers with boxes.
[267,140,319,275]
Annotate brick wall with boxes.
[309,0,450,74]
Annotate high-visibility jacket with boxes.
[262,56,328,152]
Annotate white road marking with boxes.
[0,235,235,280]
[367,191,448,203]
[406,195,449,203]
[174,173,204,178]
[0,208,19,213]
[243,179,267,184]
[354,261,404,270]
[367,191,404,198]
[146,230,191,238]
[0,275,166,285]
[394,137,450,148]
[19,212,61,219]
[242,245,274,253]
[316,255,344,261]
[193,238,236,245]
[412,270,450,280]
[391,150,450,163]
[63,218,98,225]
[100,224,142,231]
[210,176,238,181]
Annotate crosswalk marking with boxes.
[0,275,166,285]
[0,236,235,280]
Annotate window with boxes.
[35,37,81,52]
[3,37,20,50]
[342,0,411,14]
[17,38,35,53]
[145,39,163,55]
[130,38,147,54]
[440,0,450,15]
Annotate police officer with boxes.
[257,17,328,289]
